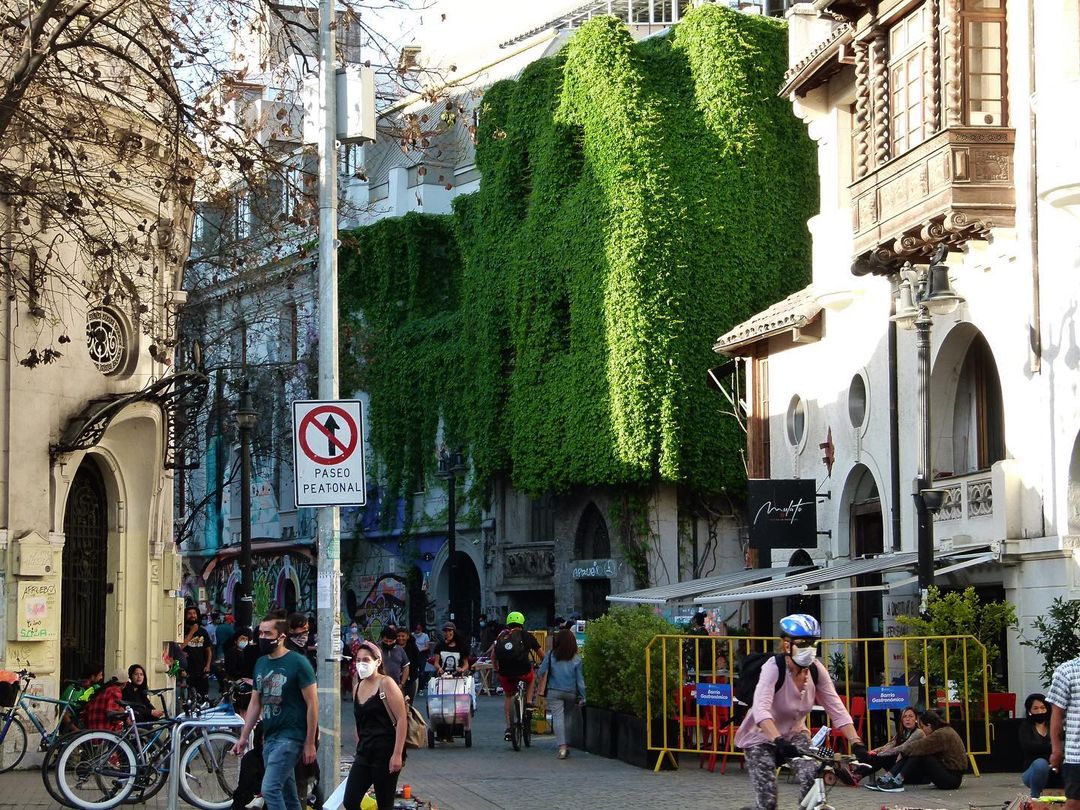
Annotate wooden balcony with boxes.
[849,127,1016,275]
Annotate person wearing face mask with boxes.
[287,613,318,673]
[734,614,865,810]
[225,628,256,681]
[378,626,410,691]
[1021,693,1062,799]
[342,641,407,810]
[232,613,318,810]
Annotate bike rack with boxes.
[167,708,245,810]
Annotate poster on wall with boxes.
[16,581,58,641]
[747,479,818,549]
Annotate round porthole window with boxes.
[786,394,807,448]
[86,308,129,376]
[848,373,868,430]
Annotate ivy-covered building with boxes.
[341,4,818,631]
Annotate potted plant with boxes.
[1020,596,1080,687]
[896,586,1018,767]
[580,605,679,767]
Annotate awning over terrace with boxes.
[605,566,812,606]
[693,545,995,605]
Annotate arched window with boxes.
[952,333,1005,473]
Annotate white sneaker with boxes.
[245,796,266,809]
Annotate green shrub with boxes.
[1021,597,1080,687]
[582,605,678,716]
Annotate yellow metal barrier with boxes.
[644,634,990,775]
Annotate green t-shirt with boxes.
[253,650,316,742]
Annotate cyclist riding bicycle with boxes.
[494,611,541,743]
[733,614,867,810]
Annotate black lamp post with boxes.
[234,383,259,629]
[436,448,467,623]
[890,246,964,611]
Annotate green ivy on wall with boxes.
[341,5,816,502]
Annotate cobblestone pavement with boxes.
[0,692,1030,809]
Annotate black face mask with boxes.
[258,636,282,656]
[1031,712,1049,724]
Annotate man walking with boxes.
[233,613,318,810]
[1048,652,1080,810]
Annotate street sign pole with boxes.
[316,0,340,790]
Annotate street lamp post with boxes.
[890,246,963,612]
[436,449,467,623]
[234,383,259,630]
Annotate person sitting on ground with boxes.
[493,611,542,743]
[82,671,127,732]
[867,709,967,793]
[121,664,166,722]
[857,705,923,786]
[1021,693,1062,799]
[734,613,865,810]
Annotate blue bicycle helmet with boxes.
[779,613,821,639]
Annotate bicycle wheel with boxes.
[510,698,521,751]
[0,713,28,773]
[122,733,172,805]
[522,705,532,748]
[178,730,240,810]
[55,731,137,810]
[43,731,85,807]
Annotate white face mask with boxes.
[791,645,817,668]
[355,660,378,680]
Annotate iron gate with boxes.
[61,462,109,683]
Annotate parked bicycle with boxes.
[0,668,82,773]
[51,695,240,810]
[508,676,532,752]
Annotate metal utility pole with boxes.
[316,0,341,788]
[235,384,258,630]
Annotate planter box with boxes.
[974,718,1025,773]
[583,705,616,758]
[616,712,649,769]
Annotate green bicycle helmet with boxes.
[505,611,525,627]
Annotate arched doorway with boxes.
[785,549,820,618]
[407,566,426,631]
[451,552,481,643]
[61,460,109,682]
[842,464,884,682]
[575,503,611,620]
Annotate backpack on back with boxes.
[494,628,529,666]
[733,652,820,708]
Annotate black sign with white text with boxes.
[747,479,817,549]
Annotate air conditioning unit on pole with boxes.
[302,66,376,145]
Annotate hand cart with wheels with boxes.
[425,675,473,748]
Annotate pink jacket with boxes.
[733,656,853,749]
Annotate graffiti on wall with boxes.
[190,551,315,620]
[346,574,408,638]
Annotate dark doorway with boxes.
[785,549,821,619]
[407,566,426,631]
[61,461,109,683]
[282,578,298,613]
[852,498,885,684]
[575,503,611,620]
[452,551,481,645]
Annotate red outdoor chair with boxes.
[987,692,1016,718]
[830,695,866,751]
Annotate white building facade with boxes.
[714,0,1080,698]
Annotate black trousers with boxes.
[342,754,401,810]
[895,754,964,789]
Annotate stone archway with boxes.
[574,503,611,620]
[61,459,109,682]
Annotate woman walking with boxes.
[537,629,585,760]
[342,640,407,810]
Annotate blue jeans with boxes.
[261,736,304,810]
[1023,758,1052,799]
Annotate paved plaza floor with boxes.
[0,691,1031,809]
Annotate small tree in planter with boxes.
[581,605,679,765]
[1020,596,1080,687]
